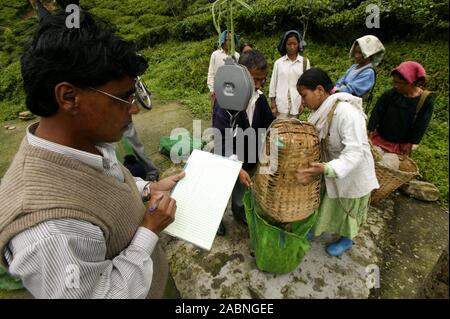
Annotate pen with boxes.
[148,196,164,215]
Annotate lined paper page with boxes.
[163,149,242,250]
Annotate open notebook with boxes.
[163,149,242,251]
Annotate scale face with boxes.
[214,57,254,112]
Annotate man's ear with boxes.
[54,82,79,115]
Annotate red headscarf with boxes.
[392,61,426,84]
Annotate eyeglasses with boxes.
[88,76,152,110]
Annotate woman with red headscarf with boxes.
[368,61,434,157]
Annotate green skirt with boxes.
[312,191,370,240]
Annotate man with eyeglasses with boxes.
[0,11,184,298]
[212,50,274,236]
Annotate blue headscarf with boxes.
[277,30,307,56]
[215,30,240,50]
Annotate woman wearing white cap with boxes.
[335,35,385,98]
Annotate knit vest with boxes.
[0,137,168,299]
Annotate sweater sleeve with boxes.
[409,94,434,144]
[335,66,352,88]
[367,90,390,132]
[337,68,375,97]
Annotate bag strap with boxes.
[323,100,340,148]
[413,90,431,123]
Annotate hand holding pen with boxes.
[141,192,177,235]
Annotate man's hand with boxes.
[239,169,252,187]
[141,192,177,235]
[151,171,185,193]
[368,131,375,140]
[296,162,324,185]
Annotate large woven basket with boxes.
[252,119,321,222]
[370,145,419,203]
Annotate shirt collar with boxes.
[283,54,301,62]
[26,122,116,171]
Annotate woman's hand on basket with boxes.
[271,99,278,116]
[296,162,324,185]
[239,169,252,187]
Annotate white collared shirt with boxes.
[207,49,240,92]
[246,89,263,127]
[269,54,310,115]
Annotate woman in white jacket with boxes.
[269,30,310,118]
[296,68,379,257]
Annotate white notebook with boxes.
[163,149,242,251]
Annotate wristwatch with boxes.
[142,181,152,202]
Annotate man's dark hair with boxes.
[238,49,268,71]
[297,68,334,93]
[21,11,148,117]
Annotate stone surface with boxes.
[417,245,449,299]
[160,201,387,299]
[400,180,440,202]
[18,111,36,121]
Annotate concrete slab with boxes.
[160,200,391,299]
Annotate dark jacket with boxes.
[213,94,275,171]
[368,88,434,144]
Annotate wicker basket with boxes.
[370,145,419,203]
[252,119,321,222]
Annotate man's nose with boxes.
[129,102,140,115]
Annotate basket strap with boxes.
[323,100,340,150]
[413,90,431,123]
[323,101,361,217]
